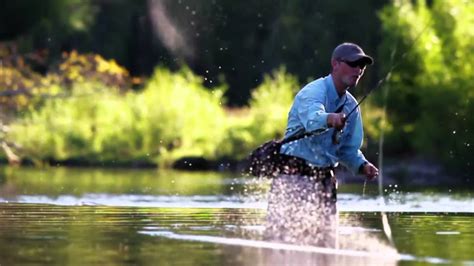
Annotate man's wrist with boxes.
[359,162,368,174]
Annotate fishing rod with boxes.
[331,79,383,144]
[345,75,389,119]
[332,66,393,144]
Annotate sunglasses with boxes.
[341,60,367,69]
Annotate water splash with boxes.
[237,171,401,256]
[263,174,338,247]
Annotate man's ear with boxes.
[330,58,339,72]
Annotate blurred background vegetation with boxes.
[0,0,473,182]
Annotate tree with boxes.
[378,0,474,178]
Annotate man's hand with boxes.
[362,162,379,180]
[327,113,346,130]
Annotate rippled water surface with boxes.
[0,167,473,265]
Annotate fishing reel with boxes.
[332,129,343,144]
[331,114,347,144]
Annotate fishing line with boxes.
[372,16,434,248]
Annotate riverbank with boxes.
[7,154,467,189]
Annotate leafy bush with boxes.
[216,67,299,160]
[248,67,299,141]
[7,66,228,167]
[0,47,135,113]
[57,50,133,90]
[137,67,228,166]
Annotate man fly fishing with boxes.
[265,42,379,247]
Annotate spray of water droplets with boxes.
[238,172,396,255]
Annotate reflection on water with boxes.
[1,203,471,265]
[139,230,400,265]
[0,166,473,265]
[1,193,472,213]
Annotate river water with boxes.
[0,167,472,265]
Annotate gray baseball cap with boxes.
[332,42,374,65]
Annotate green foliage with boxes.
[378,0,474,174]
[216,67,299,160]
[1,61,392,167]
[7,67,228,167]
[138,67,228,166]
[248,67,299,142]
[9,83,126,162]
[360,100,392,146]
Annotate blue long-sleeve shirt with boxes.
[280,74,367,174]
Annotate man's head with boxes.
[330,42,373,91]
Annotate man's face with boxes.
[333,59,367,87]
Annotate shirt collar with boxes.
[325,74,346,106]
